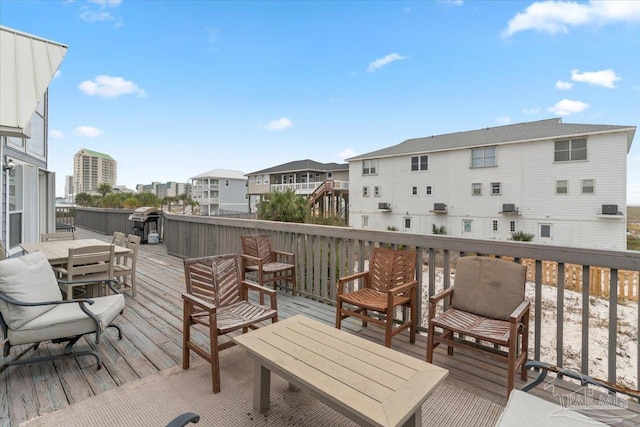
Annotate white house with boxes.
[190,169,249,216]
[0,26,67,256]
[347,118,636,250]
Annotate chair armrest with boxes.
[0,291,96,307]
[523,360,640,400]
[337,271,369,295]
[243,280,278,310]
[509,300,530,323]
[181,293,216,313]
[430,287,454,304]
[272,249,295,260]
[165,412,200,427]
[388,280,418,296]
[240,254,264,270]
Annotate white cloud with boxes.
[264,117,293,131]
[523,107,541,114]
[496,116,512,125]
[502,0,640,38]
[49,130,64,139]
[88,0,122,6]
[338,148,357,161]
[79,8,114,23]
[72,126,103,137]
[571,69,620,88]
[548,99,589,115]
[78,75,147,98]
[442,0,464,6]
[555,80,573,90]
[367,53,407,73]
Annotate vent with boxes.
[502,204,516,213]
[602,204,618,215]
[433,203,447,211]
[378,202,391,210]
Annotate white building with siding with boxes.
[347,118,636,250]
[190,169,249,216]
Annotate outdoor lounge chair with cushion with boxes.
[426,255,529,396]
[335,247,418,348]
[182,253,278,393]
[0,251,125,373]
[240,234,297,296]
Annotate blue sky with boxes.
[1,0,639,203]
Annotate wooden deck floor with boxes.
[2,227,639,426]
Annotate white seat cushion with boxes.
[496,390,607,426]
[0,252,63,329]
[8,294,125,345]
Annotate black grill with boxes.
[129,207,161,243]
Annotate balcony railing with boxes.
[270,180,349,194]
[71,208,640,389]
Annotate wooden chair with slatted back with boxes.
[335,247,418,348]
[426,256,530,397]
[240,234,297,296]
[113,235,141,296]
[41,231,75,241]
[55,245,115,300]
[182,253,278,393]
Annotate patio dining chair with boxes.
[41,231,75,241]
[426,256,530,396]
[240,234,297,296]
[182,253,278,393]
[54,245,115,300]
[113,234,141,296]
[335,247,418,348]
[0,251,125,373]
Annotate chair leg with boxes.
[182,301,191,370]
[335,299,343,330]
[290,268,297,297]
[507,323,518,396]
[384,319,393,348]
[362,309,367,327]
[426,323,435,363]
[409,297,417,344]
[521,320,529,381]
[210,316,221,394]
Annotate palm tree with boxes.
[258,189,309,223]
[96,183,113,197]
[178,193,189,214]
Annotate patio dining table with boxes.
[20,238,130,266]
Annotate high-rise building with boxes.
[73,148,117,194]
[64,175,74,202]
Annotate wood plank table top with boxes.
[234,315,448,427]
[20,238,130,266]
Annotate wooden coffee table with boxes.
[234,315,448,427]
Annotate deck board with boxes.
[2,227,639,426]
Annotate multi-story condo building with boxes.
[190,169,248,216]
[136,181,190,199]
[73,148,117,194]
[64,175,75,203]
[246,159,349,220]
[0,26,67,255]
[347,118,636,250]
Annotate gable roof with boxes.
[347,118,636,161]
[0,26,68,137]
[191,169,247,180]
[248,159,348,175]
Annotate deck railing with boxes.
[270,180,349,194]
[71,208,640,389]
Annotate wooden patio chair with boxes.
[113,235,141,297]
[240,234,297,296]
[40,231,75,241]
[55,245,115,300]
[335,247,418,348]
[426,256,530,396]
[182,253,278,393]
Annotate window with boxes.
[510,221,516,232]
[540,224,551,238]
[472,183,482,195]
[327,172,333,179]
[493,220,498,232]
[491,182,501,195]
[362,215,369,227]
[426,185,433,196]
[411,186,418,196]
[225,180,230,186]
[581,179,595,194]
[463,220,472,233]
[263,176,269,184]
[256,176,262,185]
[471,147,496,168]
[556,180,568,194]
[249,176,255,182]
[374,186,380,197]
[363,159,377,175]
[411,155,429,171]
[554,138,587,162]
[404,217,412,230]
[363,186,369,197]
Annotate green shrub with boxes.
[511,231,535,241]
[432,224,447,235]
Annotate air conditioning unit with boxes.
[433,203,447,211]
[502,204,516,213]
[602,204,618,215]
[378,202,391,210]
